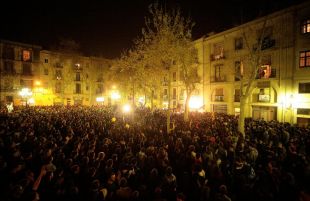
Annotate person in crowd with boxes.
[0,105,309,201]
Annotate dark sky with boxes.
[0,0,307,59]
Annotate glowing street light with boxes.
[123,104,131,113]
[111,91,121,100]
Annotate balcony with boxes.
[214,95,224,102]
[73,64,83,71]
[211,75,226,82]
[54,63,63,68]
[256,68,276,79]
[210,52,225,61]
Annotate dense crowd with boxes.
[0,105,309,201]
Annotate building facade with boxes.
[195,1,310,126]
[0,40,112,106]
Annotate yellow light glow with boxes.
[138,96,145,104]
[163,101,168,109]
[35,81,41,86]
[189,96,203,110]
[111,91,120,100]
[123,104,131,113]
[96,97,105,102]
[28,98,35,105]
[19,88,32,97]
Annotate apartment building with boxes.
[195,1,310,125]
[0,40,112,106]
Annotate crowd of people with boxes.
[0,105,309,201]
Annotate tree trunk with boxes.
[167,77,171,134]
[132,81,135,107]
[238,96,247,137]
[184,91,191,122]
[151,90,154,109]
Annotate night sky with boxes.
[0,0,308,59]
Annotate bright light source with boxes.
[138,96,145,105]
[28,98,35,104]
[189,96,203,110]
[96,97,105,102]
[163,101,168,109]
[111,91,120,100]
[35,81,41,86]
[123,104,131,113]
[19,88,32,97]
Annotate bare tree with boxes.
[237,16,271,135]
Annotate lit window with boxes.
[258,65,271,78]
[22,50,31,61]
[301,19,310,34]
[299,50,310,68]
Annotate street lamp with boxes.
[19,88,32,106]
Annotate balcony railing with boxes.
[256,68,276,79]
[214,95,224,102]
[210,52,225,61]
[211,75,226,82]
[54,63,63,68]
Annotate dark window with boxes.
[299,83,310,93]
[86,85,89,91]
[55,83,61,93]
[301,19,310,34]
[22,63,32,75]
[299,51,310,68]
[235,37,243,50]
[3,61,15,74]
[215,64,224,82]
[173,72,177,82]
[75,83,81,94]
[44,59,49,63]
[173,88,177,99]
[235,61,241,81]
[234,89,240,102]
[2,46,14,59]
[76,72,81,81]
